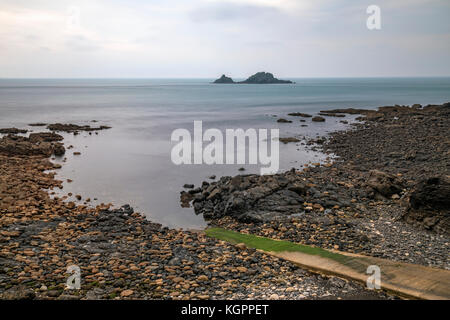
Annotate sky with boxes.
[0,0,449,78]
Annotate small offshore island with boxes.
[213,72,294,84]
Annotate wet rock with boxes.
[288,113,312,117]
[53,144,66,156]
[29,132,63,143]
[318,113,346,118]
[277,118,292,123]
[47,123,111,132]
[320,108,376,115]
[312,116,326,122]
[0,134,64,157]
[0,128,28,134]
[279,137,300,144]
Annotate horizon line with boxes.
[1,75,450,80]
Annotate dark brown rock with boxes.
[279,137,300,144]
[403,176,450,235]
[367,170,403,198]
[288,113,312,117]
[0,128,28,134]
[47,123,111,132]
[312,116,326,122]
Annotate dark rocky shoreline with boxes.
[188,103,450,269]
[2,102,449,300]
[0,123,392,300]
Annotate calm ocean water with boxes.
[1,77,449,228]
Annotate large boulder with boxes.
[367,170,403,198]
[403,176,450,235]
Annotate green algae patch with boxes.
[205,227,352,265]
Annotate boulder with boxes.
[403,176,450,235]
[53,144,66,156]
[367,170,403,198]
[312,116,326,122]
[0,128,28,134]
[408,176,450,211]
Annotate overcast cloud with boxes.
[0,0,449,77]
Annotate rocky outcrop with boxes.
[213,72,293,84]
[29,132,64,143]
[367,170,403,199]
[318,113,346,118]
[188,173,306,222]
[312,116,325,122]
[279,137,300,144]
[47,123,111,132]
[0,134,65,157]
[0,128,28,134]
[288,113,312,117]
[213,75,234,84]
[403,176,450,235]
[183,167,368,223]
[320,108,376,115]
[239,72,293,84]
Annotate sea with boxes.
[1,77,449,229]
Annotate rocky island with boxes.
[213,72,293,84]
[213,75,234,84]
